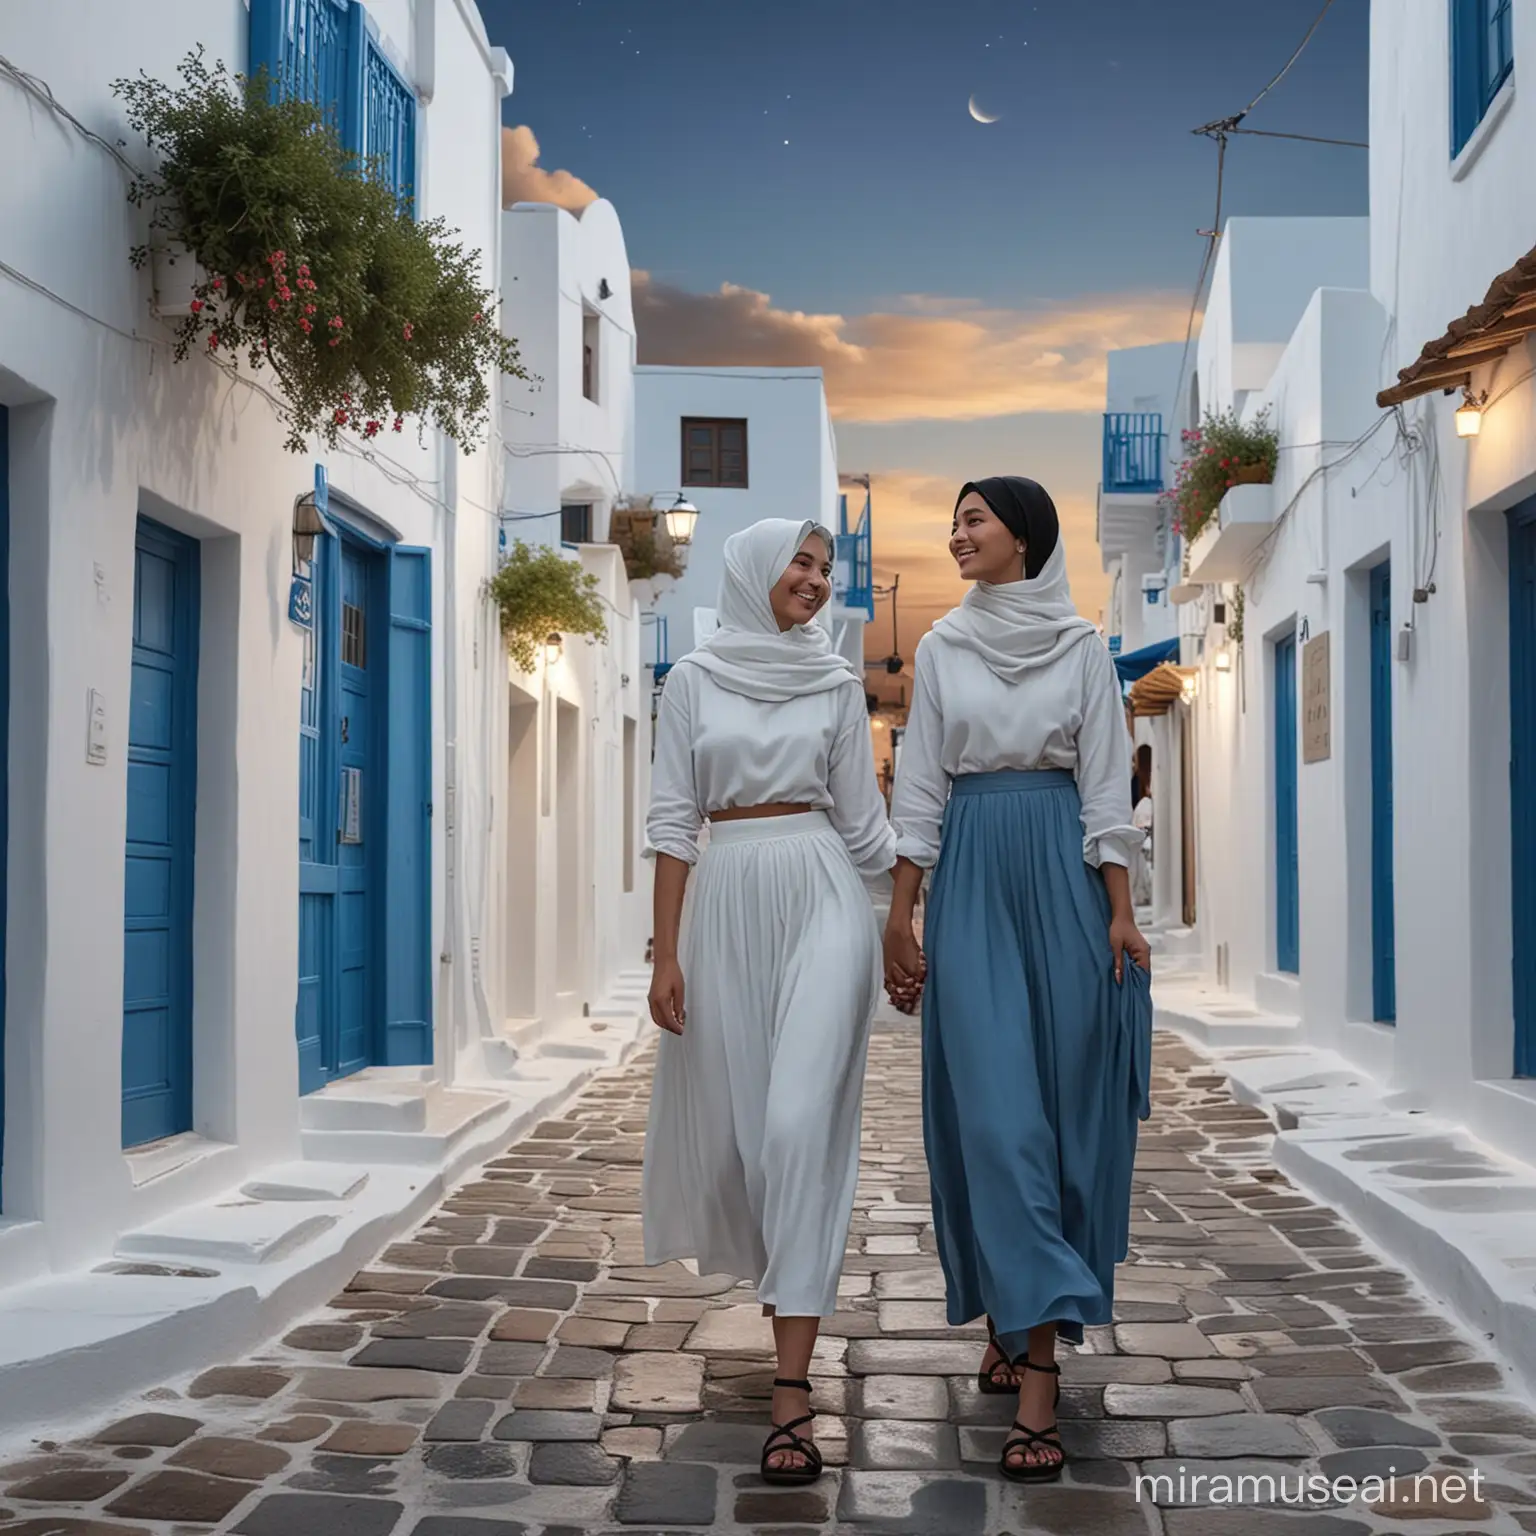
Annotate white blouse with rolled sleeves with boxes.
[890,630,1140,870]
[645,664,897,879]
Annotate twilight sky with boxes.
[480,0,1369,691]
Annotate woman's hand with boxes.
[1109,914,1151,984]
[884,920,926,1013]
[649,958,686,1035]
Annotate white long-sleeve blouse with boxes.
[890,631,1141,870]
[645,665,897,879]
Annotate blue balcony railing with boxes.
[251,0,417,214]
[1102,412,1164,494]
[650,615,672,680]
[835,490,875,620]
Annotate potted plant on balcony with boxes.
[607,497,685,583]
[1163,408,1279,551]
[113,49,526,452]
[489,540,607,672]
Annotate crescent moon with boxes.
[968,94,1000,124]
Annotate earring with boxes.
[1016,543,1025,553]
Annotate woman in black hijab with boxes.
[884,476,1152,1482]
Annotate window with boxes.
[250,0,418,213]
[561,504,593,544]
[582,311,600,402]
[681,418,748,488]
[342,599,367,668]
[1452,0,1514,155]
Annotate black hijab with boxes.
[954,476,1060,580]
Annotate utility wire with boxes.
[1173,0,1347,425]
[1227,125,1367,149]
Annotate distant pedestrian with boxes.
[643,518,896,1487]
[1132,744,1154,908]
[883,476,1152,1484]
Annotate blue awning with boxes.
[1113,636,1180,685]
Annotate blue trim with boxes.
[1114,636,1179,684]
[835,488,874,619]
[1369,563,1397,1023]
[1102,413,1164,494]
[249,0,418,212]
[1510,497,1536,1075]
[1452,0,1514,155]
[384,544,432,1065]
[1274,631,1300,975]
[122,517,200,1148]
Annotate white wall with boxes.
[501,199,637,545]
[633,367,846,670]
[494,200,650,1060]
[0,0,509,1275]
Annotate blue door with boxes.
[1274,631,1300,974]
[296,525,431,1092]
[1369,564,1396,1023]
[1509,499,1536,1074]
[123,518,199,1147]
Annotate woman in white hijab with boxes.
[885,478,1153,1485]
[644,517,895,1486]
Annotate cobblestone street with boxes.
[5,1021,1536,1535]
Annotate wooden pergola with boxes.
[1377,248,1536,408]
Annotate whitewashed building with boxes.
[632,366,875,683]
[0,0,647,1442]
[1142,0,1536,1393]
[495,196,651,1068]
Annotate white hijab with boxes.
[930,538,1099,683]
[676,518,860,703]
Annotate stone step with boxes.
[298,1071,440,1133]
[115,1201,339,1268]
[241,1163,370,1203]
[300,1087,507,1167]
[1154,978,1301,1048]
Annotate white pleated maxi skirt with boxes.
[642,811,881,1317]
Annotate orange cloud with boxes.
[501,126,598,212]
[633,273,1187,424]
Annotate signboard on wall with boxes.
[1303,630,1331,763]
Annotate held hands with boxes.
[648,957,686,1035]
[883,919,926,1016]
[1109,914,1151,984]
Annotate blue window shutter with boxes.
[342,2,369,157]
[249,0,285,98]
[1452,0,1483,154]
[384,544,432,1065]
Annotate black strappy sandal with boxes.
[760,1377,823,1486]
[999,1358,1064,1484]
[976,1316,1016,1396]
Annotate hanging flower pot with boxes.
[150,238,206,318]
[1228,461,1272,488]
[113,49,528,452]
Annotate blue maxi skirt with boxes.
[921,769,1153,1357]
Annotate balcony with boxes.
[251,0,418,214]
[834,490,874,620]
[1184,482,1277,584]
[1102,413,1164,494]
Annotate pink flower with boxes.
[297,263,310,278]
[211,276,224,290]
[329,315,344,330]
[304,302,316,316]
[329,337,341,347]
[392,415,404,432]
[268,296,279,311]
[190,298,204,314]
[299,317,313,333]
[208,333,219,350]
[335,408,349,424]
[402,322,413,340]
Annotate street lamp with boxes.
[545,632,564,665]
[664,494,700,546]
[292,489,326,570]
[1455,385,1487,438]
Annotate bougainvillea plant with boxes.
[1161,407,1279,545]
[113,49,527,452]
[488,541,608,672]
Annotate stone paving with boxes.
[6,1022,1536,1534]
